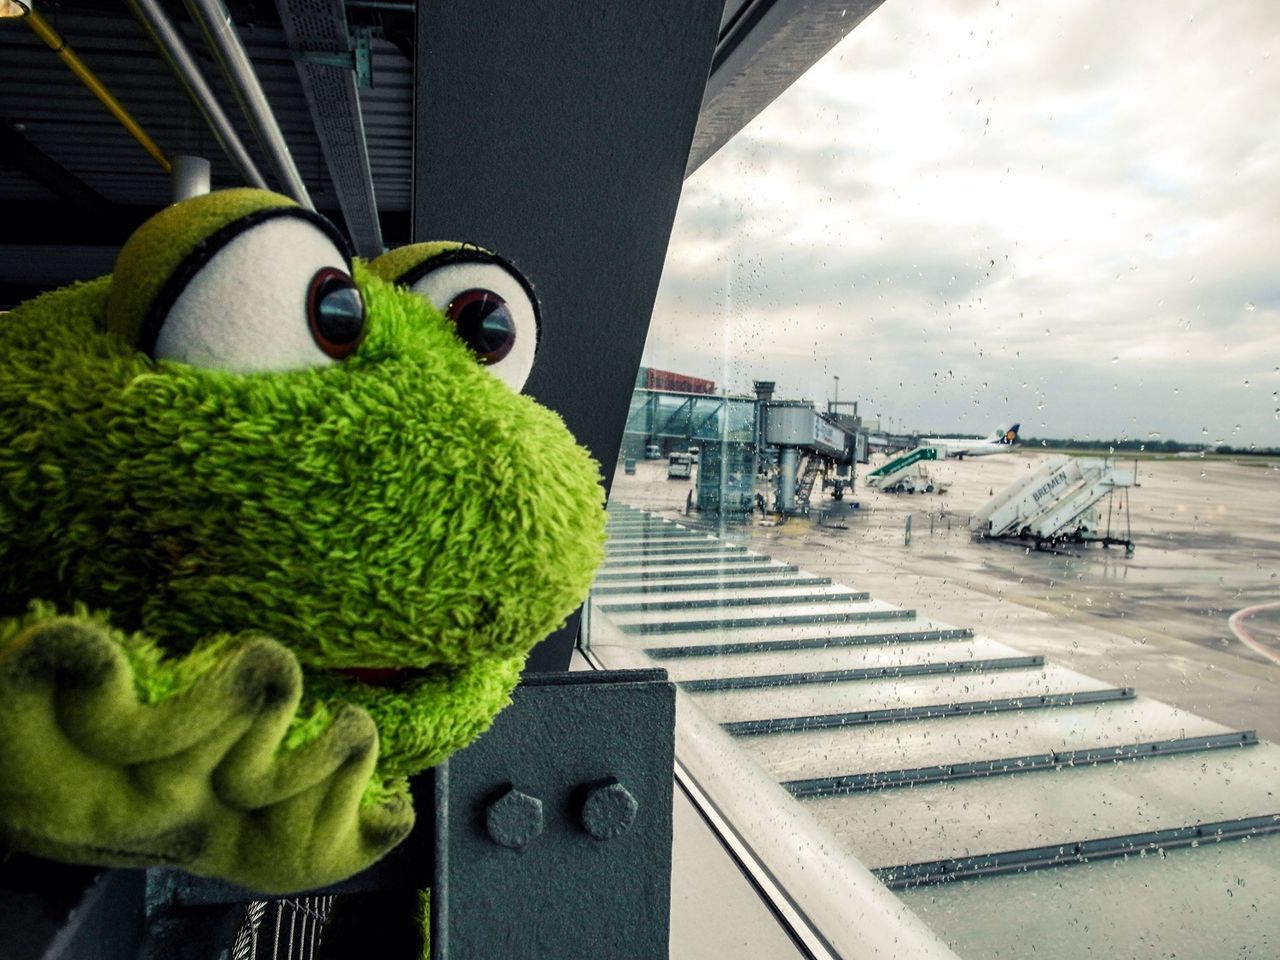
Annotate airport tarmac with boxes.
[609,451,1280,742]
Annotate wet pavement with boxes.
[610,451,1280,742]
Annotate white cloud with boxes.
[647,0,1280,445]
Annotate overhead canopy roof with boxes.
[0,0,882,304]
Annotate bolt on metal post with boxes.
[485,786,544,849]
[580,779,639,841]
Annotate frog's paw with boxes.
[0,617,408,892]
[1,618,300,763]
[227,746,416,893]
[189,695,413,892]
[357,788,416,852]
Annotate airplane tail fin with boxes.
[1000,423,1021,445]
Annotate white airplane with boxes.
[921,423,1020,459]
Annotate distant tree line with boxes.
[918,433,1279,455]
[1026,437,1279,455]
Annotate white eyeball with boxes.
[405,252,540,392]
[150,212,365,373]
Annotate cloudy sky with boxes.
[644,0,1280,446]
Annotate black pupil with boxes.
[314,277,365,345]
[451,290,515,363]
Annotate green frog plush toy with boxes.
[0,189,606,893]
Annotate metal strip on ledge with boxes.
[782,730,1261,798]
[876,812,1280,889]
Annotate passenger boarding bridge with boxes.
[622,388,759,453]
[624,387,861,514]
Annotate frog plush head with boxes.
[0,189,606,891]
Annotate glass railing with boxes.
[580,0,1280,955]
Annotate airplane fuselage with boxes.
[921,423,1020,459]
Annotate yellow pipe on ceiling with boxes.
[23,7,173,173]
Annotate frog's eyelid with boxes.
[151,219,359,373]
[141,208,353,357]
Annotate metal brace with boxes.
[298,26,373,87]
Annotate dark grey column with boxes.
[413,0,723,670]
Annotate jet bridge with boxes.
[623,389,757,454]
[764,403,856,513]
[970,455,1135,551]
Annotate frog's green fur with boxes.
[0,191,606,890]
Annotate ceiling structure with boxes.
[0,0,883,307]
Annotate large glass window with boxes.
[584,1,1280,956]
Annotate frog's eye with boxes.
[404,251,540,392]
[148,210,364,372]
[307,267,365,359]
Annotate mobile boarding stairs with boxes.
[970,455,1135,552]
[865,446,937,489]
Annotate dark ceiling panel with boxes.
[0,3,412,213]
[0,169,62,205]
